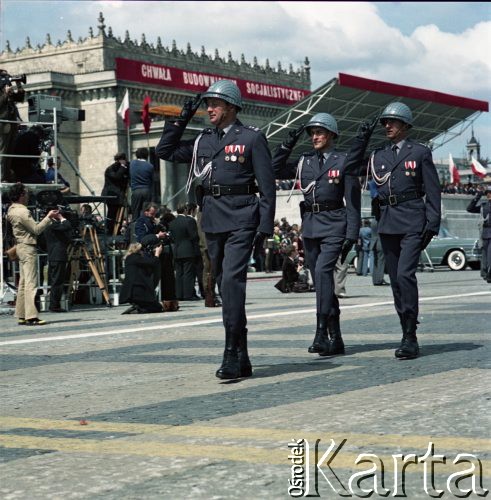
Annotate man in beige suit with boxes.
[7,183,59,325]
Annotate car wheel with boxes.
[446,249,466,271]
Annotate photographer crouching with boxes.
[0,69,25,182]
[119,235,164,314]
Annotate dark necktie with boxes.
[218,129,225,141]
[318,153,325,169]
[392,144,399,160]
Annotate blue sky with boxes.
[1,1,490,163]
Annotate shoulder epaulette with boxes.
[202,128,213,134]
[244,125,261,132]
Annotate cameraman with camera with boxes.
[7,183,60,326]
[0,69,26,182]
[11,124,46,184]
[119,235,164,314]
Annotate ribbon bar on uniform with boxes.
[204,184,258,197]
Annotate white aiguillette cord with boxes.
[185,132,213,194]
[287,155,317,205]
[365,151,391,191]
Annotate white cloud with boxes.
[1,1,490,157]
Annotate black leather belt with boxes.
[304,201,344,213]
[203,184,258,197]
[379,191,423,206]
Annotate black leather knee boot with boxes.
[321,315,345,356]
[395,314,419,359]
[238,329,252,378]
[216,331,240,379]
[308,314,330,354]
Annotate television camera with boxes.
[27,94,85,125]
[35,190,81,239]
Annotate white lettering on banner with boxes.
[245,82,305,102]
[141,64,172,82]
[183,71,238,88]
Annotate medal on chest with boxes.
[327,169,340,184]
[224,145,245,163]
[404,160,417,177]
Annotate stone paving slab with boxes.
[0,270,489,498]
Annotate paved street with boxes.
[0,269,490,499]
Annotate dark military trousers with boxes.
[303,235,344,316]
[483,238,491,277]
[206,228,256,336]
[379,232,423,318]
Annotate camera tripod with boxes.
[112,204,127,236]
[67,222,111,306]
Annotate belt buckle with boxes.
[211,185,221,197]
[312,203,320,213]
[388,195,397,206]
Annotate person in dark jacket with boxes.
[368,102,441,359]
[101,152,129,235]
[169,204,201,301]
[467,185,491,282]
[119,235,163,314]
[10,125,46,184]
[273,113,375,357]
[156,80,276,380]
[129,148,154,219]
[275,245,305,293]
[44,215,73,312]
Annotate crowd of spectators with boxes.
[250,217,304,273]
[441,182,487,195]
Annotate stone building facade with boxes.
[0,13,311,205]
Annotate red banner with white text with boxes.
[115,57,309,106]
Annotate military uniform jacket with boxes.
[273,147,362,240]
[155,119,276,234]
[370,138,441,235]
[467,196,491,239]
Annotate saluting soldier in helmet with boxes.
[156,80,276,380]
[368,102,441,359]
[466,185,491,283]
[272,112,376,357]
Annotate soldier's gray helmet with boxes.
[305,113,339,138]
[202,80,242,110]
[380,102,413,127]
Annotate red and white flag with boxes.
[118,89,130,129]
[449,153,460,184]
[471,156,487,179]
